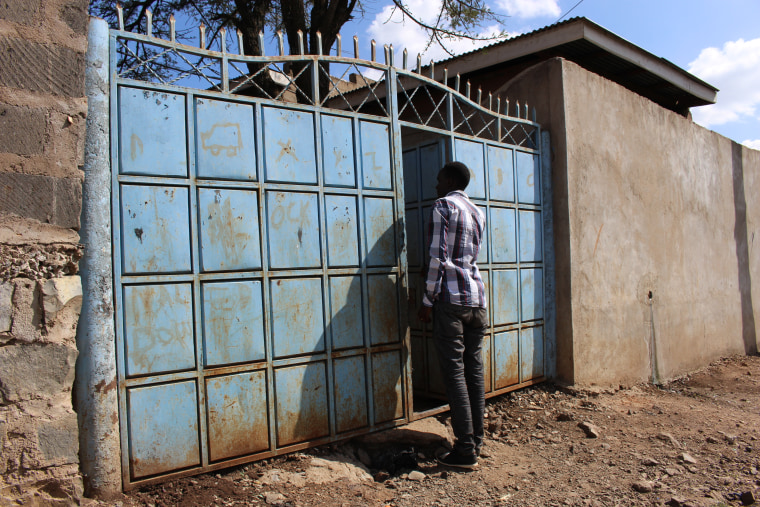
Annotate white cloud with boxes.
[366,0,504,64]
[495,0,560,19]
[743,139,760,150]
[688,38,760,128]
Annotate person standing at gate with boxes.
[418,161,487,470]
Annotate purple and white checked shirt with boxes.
[422,190,487,308]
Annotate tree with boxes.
[90,0,506,100]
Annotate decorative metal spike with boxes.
[258,31,265,56]
[336,34,342,56]
[466,81,471,99]
[116,3,124,31]
[532,107,537,122]
[277,31,285,56]
[371,40,376,62]
[170,14,176,42]
[489,93,493,110]
[389,44,394,67]
[146,9,152,37]
[384,44,390,65]
[297,30,304,55]
[403,49,408,70]
[455,74,461,93]
[353,35,359,59]
[477,88,481,105]
[237,29,244,55]
[443,68,448,86]
[505,99,510,116]
[516,100,520,118]
[220,27,226,54]
[430,60,435,80]
[497,96,501,115]
[316,31,323,55]
[200,23,206,49]
[525,102,529,118]
[416,54,421,74]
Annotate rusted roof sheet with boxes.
[423,17,717,115]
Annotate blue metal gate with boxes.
[108,14,546,488]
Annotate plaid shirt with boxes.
[422,190,487,308]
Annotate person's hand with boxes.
[417,305,432,323]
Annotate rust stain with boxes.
[526,172,534,188]
[592,223,604,259]
[496,167,503,186]
[200,122,244,157]
[94,377,118,394]
[134,228,144,244]
[275,139,299,163]
[204,191,252,268]
[130,133,143,161]
[110,411,119,425]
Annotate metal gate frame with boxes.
[81,11,554,489]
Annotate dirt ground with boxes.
[120,354,760,507]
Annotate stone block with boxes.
[60,0,89,35]
[0,173,82,229]
[0,105,46,156]
[0,36,85,98]
[42,276,82,344]
[9,278,42,342]
[0,282,13,333]
[0,343,78,402]
[0,0,41,25]
[37,413,79,465]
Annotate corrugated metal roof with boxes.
[421,17,716,115]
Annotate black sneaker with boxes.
[437,451,478,470]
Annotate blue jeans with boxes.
[433,301,487,457]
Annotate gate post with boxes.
[75,16,122,496]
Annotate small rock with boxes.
[264,492,286,505]
[664,467,680,476]
[632,481,654,493]
[681,453,698,464]
[556,412,574,422]
[658,433,680,447]
[642,457,660,466]
[706,436,720,444]
[373,471,390,482]
[741,491,756,505]
[479,448,492,458]
[578,421,600,438]
[666,496,687,507]
[408,470,425,481]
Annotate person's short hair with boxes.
[440,161,471,190]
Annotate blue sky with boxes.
[337,0,760,148]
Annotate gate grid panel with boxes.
[109,16,544,487]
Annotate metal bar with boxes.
[116,3,124,30]
[146,9,152,37]
[384,44,390,65]
[371,39,376,62]
[297,30,304,55]
[353,35,359,59]
[316,31,323,56]
[540,130,557,380]
[237,29,243,55]
[430,60,434,80]
[416,54,421,74]
[403,48,408,70]
[258,31,265,56]
[277,31,285,56]
[170,14,175,43]
[77,16,121,496]
[199,23,206,49]
[336,33,341,56]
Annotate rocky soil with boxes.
[118,354,760,507]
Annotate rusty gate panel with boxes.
[404,133,546,401]
[109,21,545,488]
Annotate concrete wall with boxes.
[499,58,759,386]
[0,0,88,503]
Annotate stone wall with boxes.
[499,58,759,386]
[0,0,88,503]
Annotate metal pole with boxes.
[76,16,122,497]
